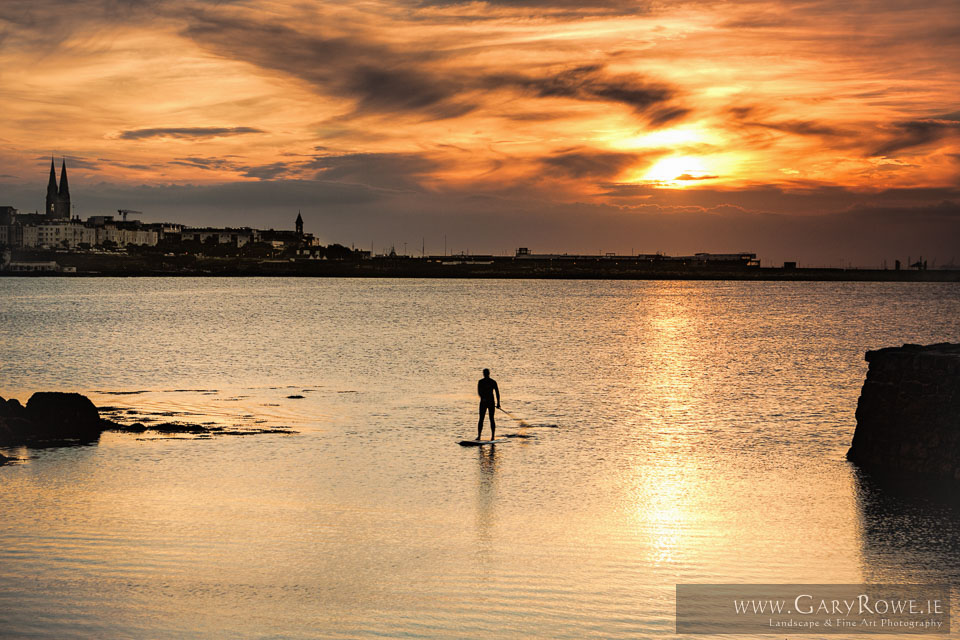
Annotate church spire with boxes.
[48,157,71,220]
[58,158,70,199]
[47,157,58,191]
[46,157,59,217]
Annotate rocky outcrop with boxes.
[1,392,107,445]
[1,392,299,447]
[847,343,960,480]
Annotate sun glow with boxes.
[640,155,717,186]
[613,125,712,150]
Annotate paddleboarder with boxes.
[477,368,501,440]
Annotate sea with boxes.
[1,277,958,639]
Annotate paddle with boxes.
[497,407,530,427]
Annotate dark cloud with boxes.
[167,152,442,185]
[597,182,960,217]
[170,156,237,170]
[118,126,264,140]
[182,12,471,120]
[240,162,296,180]
[34,155,100,169]
[722,15,792,29]
[342,65,474,119]
[170,156,300,179]
[727,106,854,141]
[752,120,849,138]
[488,65,684,124]
[181,14,684,123]
[412,0,650,15]
[675,174,719,181]
[871,119,960,156]
[0,0,246,50]
[497,111,570,122]
[541,148,652,179]
[647,106,691,127]
[306,153,441,191]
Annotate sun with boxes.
[641,155,717,186]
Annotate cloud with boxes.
[181,11,472,120]
[170,157,238,171]
[871,119,960,156]
[181,13,684,124]
[166,152,442,184]
[33,155,101,169]
[306,153,441,191]
[118,126,265,140]
[751,120,849,138]
[340,65,474,119]
[487,65,685,124]
[240,162,296,180]
[541,148,653,179]
[675,173,719,181]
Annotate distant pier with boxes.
[3,247,959,280]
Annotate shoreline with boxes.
[2,257,958,282]
[3,270,958,281]
[3,249,957,281]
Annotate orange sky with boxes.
[0,0,958,263]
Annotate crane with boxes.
[117,209,142,222]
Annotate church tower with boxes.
[45,157,59,218]
[44,157,71,220]
[57,158,71,220]
[296,211,303,238]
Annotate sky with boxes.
[0,0,958,265]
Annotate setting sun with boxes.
[641,156,717,186]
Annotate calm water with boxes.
[1,278,958,639]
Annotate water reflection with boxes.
[475,445,499,566]
[854,469,960,585]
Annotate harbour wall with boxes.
[847,343,960,480]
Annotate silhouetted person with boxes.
[477,368,501,440]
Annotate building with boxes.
[2,163,159,250]
[45,158,71,220]
[30,220,96,249]
[181,227,259,247]
[261,212,319,249]
[4,163,318,254]
[0,207,18,247]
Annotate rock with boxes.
[24,392,105,442]
[0,452,11,465]
[149,422,209,434]
[99,419,147,433]
[0,397,27,419]
[847,343,960,481]
[287,394,305,399]
[0,415,35,445]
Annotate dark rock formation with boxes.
[847,343,960,480]
[1,392,298,448]
[1,394,33,445]
[0,391,106,445]
[26,392,104,442]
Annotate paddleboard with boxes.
[458,438,510,446]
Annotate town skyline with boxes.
[1,0,958,265]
